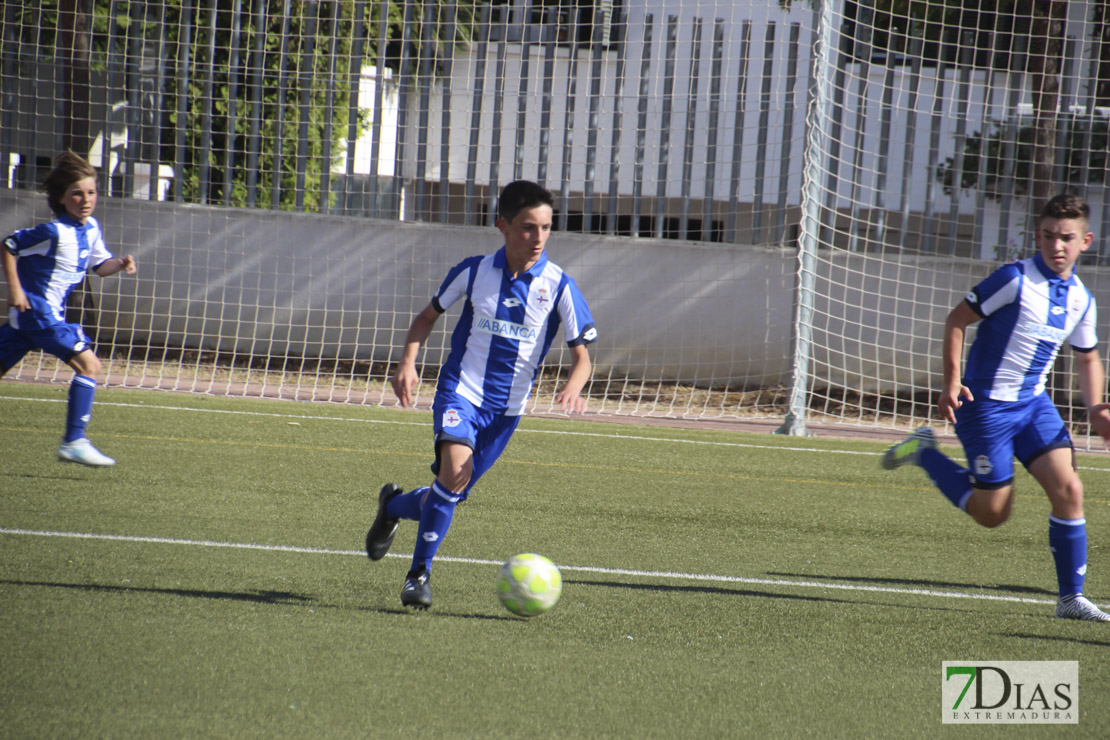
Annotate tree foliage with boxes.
[937,119,1108,199]
[15,0,481,211]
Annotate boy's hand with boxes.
[938,383,973,425]
[7,285,29,312]
[390,363,421,408]
[554,388,587,415]
[1089,403,1110,445]
[120,255,137,274]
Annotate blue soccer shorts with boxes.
[0,318,92,374]
[431,390,522,498]
[955,392,1072,489]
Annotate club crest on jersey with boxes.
[532,287,550,306]
[973,455,992,477]
[442,409,462,428]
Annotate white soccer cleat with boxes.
[58,438,116,468]
[1056,595,1110,622]
[881,427,936,470]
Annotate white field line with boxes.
[4,394,1110,470]
[2,526,1095,610]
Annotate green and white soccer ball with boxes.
[497,553,562,617]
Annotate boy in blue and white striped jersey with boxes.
[1,151,137,467]
[366,180,597,609]
[883,194,1110,622]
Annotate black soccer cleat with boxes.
[401,568,432,610]
[365,483,403,561]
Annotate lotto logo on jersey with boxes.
[442,409,462,428]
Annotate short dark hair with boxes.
[496,180,555,223]
[1040,193,1090,223]
[42,150,97,215]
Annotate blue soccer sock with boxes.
[917,448,973,511]
[65,375,97,443]
[386,486,429,521]
[410,482,461,573]
[1049,516,1087,599]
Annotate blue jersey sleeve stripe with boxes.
[7,222,59,253]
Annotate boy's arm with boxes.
[93,255,137,277]
[553,343,592,414]
[939,300,979,424]
[1,247,29,312]
[1073,349,1110,443]
[390,301,442,408]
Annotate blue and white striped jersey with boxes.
[963,253,1097,403]
[432,247,597,415]
[3,214,113,330]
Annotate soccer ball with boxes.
[497,553,562,617]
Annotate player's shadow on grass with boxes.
[566,578,919,610]
[0,579,315,606]
[371,607,517,621]
[5,472,97,483]
[3,580,519,621]
[766,571,1055,597]
[997,632,1110,648]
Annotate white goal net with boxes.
[1,1,1108,442]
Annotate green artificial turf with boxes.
[2,381,1109,738]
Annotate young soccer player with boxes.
[1,151,137,467]
[365,180,597,609]
[883,193,1110,621]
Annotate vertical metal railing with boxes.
[725,20,752,244]
[653,15,677,238]
[605,13,629,235]
[751,21,775,244]
[343,0,368,216]
[630,13,653,237]
[678,17,702,241]
[775,22,801,246]
[0,1,19,182]
[245,1,267,208]
[463,5,490,226]
[6,2,1107,253]
[171,0,192,204]
[702,19,724,241]
[268,0,292,210]
[897,35,924,251]
[558,30,581,232]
